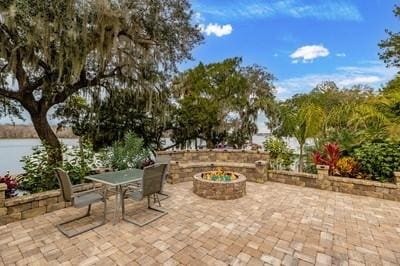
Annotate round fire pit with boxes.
[193,171,246,200]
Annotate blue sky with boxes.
[2,0,398,127]
[183,0,399,100]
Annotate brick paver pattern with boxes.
[1,182,400,266]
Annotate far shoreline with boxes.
[0,137,78,140]
[0,124,76,139]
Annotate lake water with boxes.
[0,139,78,174]
[0,136,302,174]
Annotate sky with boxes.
[1,0,399,129]
[184,0,398,100]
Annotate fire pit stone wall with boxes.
[193,172,246,200]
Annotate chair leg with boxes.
[103,198,107,222]
[57,203,106,238]
[103,186,107,222]
[121,189,127,219]
[154,194,161,207]
[122,195,167,227]
[157,191,169,201]
[86,204,92,215]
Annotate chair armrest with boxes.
[73,186,106,199]
[123,181,142,194]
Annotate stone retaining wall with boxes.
[157,150,269,184]
[157,149,269,164]
[169,161,267,183]
[0,183,101,225]
[268,170,400,201]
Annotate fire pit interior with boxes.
[193,169,246,200]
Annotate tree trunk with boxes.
[206,139,214,149]
[248,128,253,145]
[29,109,63,165]
[298,142,304,172]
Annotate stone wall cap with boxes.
[327,175,398,188]
[156,149,268,155]
[4,183,101,207]
[5,190,61,206]
[269,170,318,179]
[180,161,256,169]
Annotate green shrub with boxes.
[63,140,97,184]
[100,132,150,171]
[20,145,62,193]
[264,137,294,170]
[353,142,400,182]
[20,141,98,193]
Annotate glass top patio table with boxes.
[84,169,144,186]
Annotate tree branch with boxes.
[118,30,157,46]
[14,49,28,90]
[25,75,46,93]
[0,88,21,101]
[51,66,123,105]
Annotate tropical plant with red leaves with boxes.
[311,142,341,175]
[323,143,341,174]
[311,151,324,165]
[0,173,19,198]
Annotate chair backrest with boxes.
[142,164,167,197]
[156,155,171,183]
[55,168,73,202]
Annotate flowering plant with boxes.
[0,173,19,197]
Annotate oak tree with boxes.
[0,0,202,164]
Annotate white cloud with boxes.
[336,53,346,57]
[339,76,381,86]
[290,45,329,63]
[199,23,233,37]
[276,86,288,94]
[192,12,205,24]
[273,53,279,57]
[275,61,397,100]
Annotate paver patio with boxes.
[1,181,400,266]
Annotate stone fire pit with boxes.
[193,171,246,200]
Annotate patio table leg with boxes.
[113,185,120,225]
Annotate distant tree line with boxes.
[0,125,75,139]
